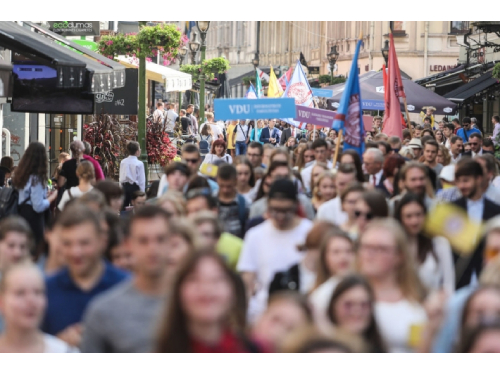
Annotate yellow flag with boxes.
[267,65,283,98]
[424,203,483,255]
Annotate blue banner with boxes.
[361,99,384,110]
[311,88,333,98]
[214,98,296,120]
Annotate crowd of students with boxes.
[1,113,500,353]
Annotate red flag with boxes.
[278,68,293,90]
[382,33,404,138]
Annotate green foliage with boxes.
[242,76,268,86]
[318,74,347,85]
[180,64,202,82]
[202,57,230,75]
[97,23,186,65]
[493,63,500,80]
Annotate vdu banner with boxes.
[214,98,296,120]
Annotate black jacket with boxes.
[269,264,300,295]
[451,196,500,289]
[364,173,388,196]
[280,128,292,146]
[462,149,493,158]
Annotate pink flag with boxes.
[382,34,403,138]
[278,68,293,90]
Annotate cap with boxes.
[268,179,297,202]
[439,164,455,183]
[408,138,422,149]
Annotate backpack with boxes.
[199,136,210,155]
[0,187,26,219]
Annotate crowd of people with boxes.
[1,109,500,353]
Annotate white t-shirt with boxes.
[235,124,249,142]
[165,109,178,131]
[309,277,340,330]
[316,196,348,225]
[210,122,223,139]
[298,261,316,294]
[201,153,233,166]
[418,237,455,295]
[57,186,93,211]
[300,160,334,194]
[374,299,427,353]
[44,334,79,353]
[237,218,313,323]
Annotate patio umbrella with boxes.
[324,70,457,115]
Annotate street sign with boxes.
[294,106,336,128]
[48,21,100,36]
[214,98,296,120]
[311,88,333,97]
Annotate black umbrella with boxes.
[324,70,457,115]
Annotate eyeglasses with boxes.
[391,148,400,153]
[268,206,296,218]
[184,158,199,164]
[341,301,371,313]
[354,210,373,220]
[247,153,262,158]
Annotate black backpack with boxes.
[0,187,23,219]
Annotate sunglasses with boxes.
[184,158,199,164]
[355,210,373,220]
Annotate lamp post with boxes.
[327,45,339,82]
[381,39,389,67]
[137,21,148,185]
[178,46,188,113]
[252,55,259,71]
[189,32,200,65]
[197,21,210,127]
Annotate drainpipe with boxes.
[424,21,429,77]
[369,21,374,70]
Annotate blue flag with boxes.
[280,60,314,129]
[332,40,365,156]
[245,83,257,99]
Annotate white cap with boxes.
[439,164,455,182]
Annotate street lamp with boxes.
[327,45,339,81]
[189,32,200,64]
[252,55,259,70]
[381,39,389,67]
[196,21,210,126]
[178,46,188,112]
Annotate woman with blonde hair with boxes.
[357,218,427,353]
[312,171,336,212]
[437,145,451,167]
[57,160,95,211]
[0,262,78,352]
[157,190,186,218]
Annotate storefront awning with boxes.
[0,21,122,93]
[0,60,13,98]
[117,56,192,92]
[445,71,499,102]
[23,21,125,89]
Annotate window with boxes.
[450,21,470,34]
[390,21,406,35]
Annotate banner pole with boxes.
[313,125,316,141]
[332,129,343,169]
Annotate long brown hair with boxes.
[12,141,48,189]
[358,218,426,303]
[314,228,353,289]
[155,251,244,352]
[295,143,314,171]
[327,274,387,353]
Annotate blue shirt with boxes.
[17,176,50,213]
[456,127,481,143]
[41,262,129,336]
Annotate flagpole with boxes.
[402,97,414,138]
[313,125,316,141]
[332,130,343,168]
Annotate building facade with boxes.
[258,21,465,81]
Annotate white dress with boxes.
[374,299,427,353]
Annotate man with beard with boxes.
[390,162,434,214]
[451,158,500,287]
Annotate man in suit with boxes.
[462,132,485,158]
[363,148,386,192]
[452,158,500,288]
[279,122,292,146]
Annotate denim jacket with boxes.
[17,175,50,213]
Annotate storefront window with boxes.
[450,22,470,34]
[46,114,78,175]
